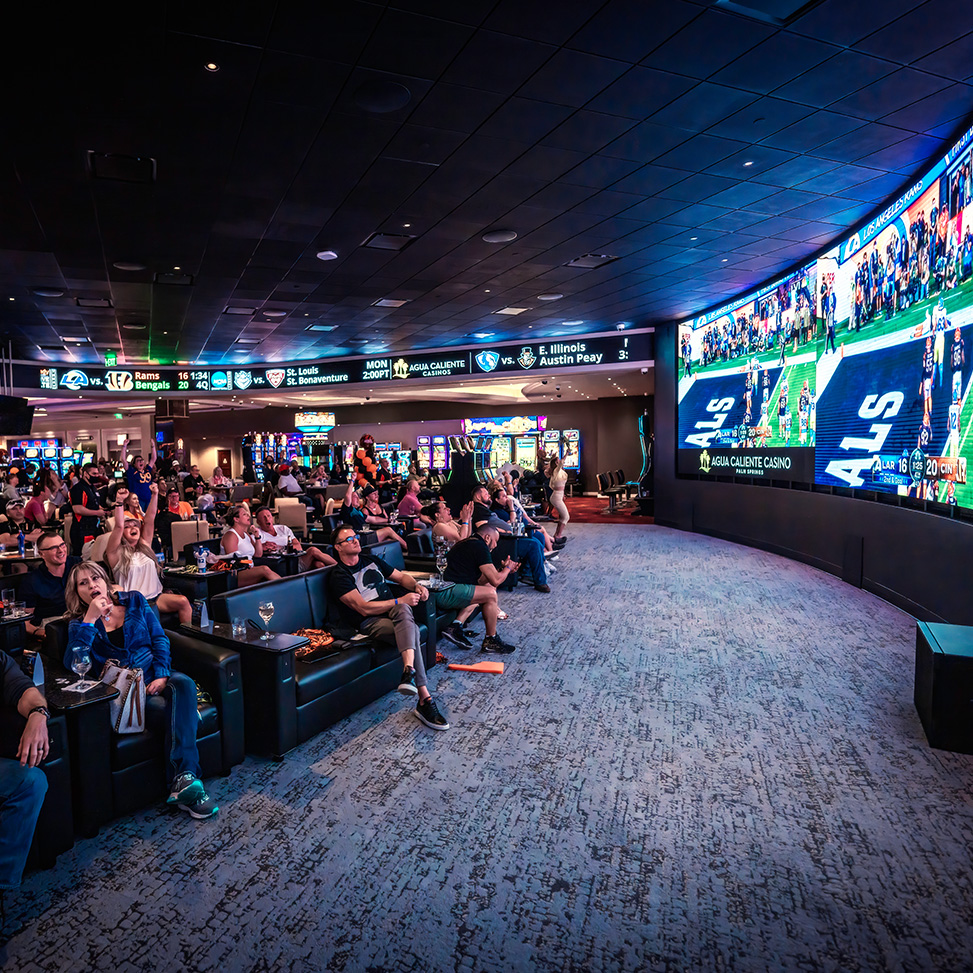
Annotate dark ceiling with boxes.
[3,0,972,369]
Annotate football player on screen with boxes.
[920,336,935,417]
[950,326,965,402]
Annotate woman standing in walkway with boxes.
[548,455,569,547]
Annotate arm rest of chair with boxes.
[167,630,245,772]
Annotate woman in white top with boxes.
[220,505,281,587]
[106,484,193,624]
[548,455,569,544]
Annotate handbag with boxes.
[100,659,146,734]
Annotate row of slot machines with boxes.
[452,429,582,482]
[8,438,88,478]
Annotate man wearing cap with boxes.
[121,437,157,511]
[0,500,43,551]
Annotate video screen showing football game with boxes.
[677,262,819,481]
[677,119,973,510]
[814,138,973,508]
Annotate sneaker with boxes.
[414,698,450,730]
[534,583,551,593]
[441,622,474,649]
[166,773,204,806]
[481,634,516,654]
[398,666,418,696]
[178,791,220,819]
[554,537,567,547]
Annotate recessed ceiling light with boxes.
[316,250,338,261]
[112,261,147,272]
[495,307,530,316]
[537,293,563,301]
[372,298,409,308]
[33,288,64,298]
[60,335,88,343]
[743,161,754,167]
[471,332,495,339]
[690,236,698,241]
[403,223,411,228]
[263,309,287,317]
[223,306,256,315]
[123,323,147,330]
[205,62,220,72]
[482,229,518,243]
[722,258,728,262]
[306,324,338,332]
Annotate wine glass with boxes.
[258,600,275,640]
[435,546,448,585]
[71,647,93,692]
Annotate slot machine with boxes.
[375,443,394,467]
[514,436,538,471]
[431,435,448,472]
[543,429,561,460]
[492,434,512,470]
[395,449,412,477]
[58,446,74,478]
[416,436,433,472]
[562,429,581,470]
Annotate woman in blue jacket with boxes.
[64,562,218,819]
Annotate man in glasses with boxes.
[20,533,81,641]
[328,524,449,731]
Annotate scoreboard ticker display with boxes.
[678,119,973,511]
[14,332,651,397]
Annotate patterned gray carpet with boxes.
[5,524,973,973]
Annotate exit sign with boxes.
[105,350,117,367]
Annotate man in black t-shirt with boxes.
[182,465,207,502]
[69,464,106,556]
[470,484,550,592]
[439,526,517,654]
[327,524,449,730]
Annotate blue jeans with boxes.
[509,535,546,586]
[145,671,201,785]
[0,758,47,889]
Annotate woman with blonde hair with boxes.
[547,455,569,547]
[64,561,218,819]
[106,484,192,624]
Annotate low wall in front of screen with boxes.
[654,478,973,625]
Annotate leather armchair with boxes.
[40,619,244,824]
[0,708,73,872]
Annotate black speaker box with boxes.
[914,621,973,754]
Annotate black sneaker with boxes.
[414,697,450,730]
[166,772,204,806]
[441,622,474,649]
[481,634,516,654]
[398,667,418,696]
[534,583,551,593]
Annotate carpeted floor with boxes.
[4,524,973,973]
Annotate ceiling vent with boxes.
[361,232,416,252]
[306,324,338,332]
[154,272,194,286]
[565,253,619,269]
[87,151,157,184]
[223,306,257,315]
[372,298,409,308]
[76,297,113,308]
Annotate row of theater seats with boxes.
[15,530,446,870]
[20,521,529,870]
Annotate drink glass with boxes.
[258,600,275,640]
[231,617,247,639]
[71,647,94,691]
[1,589,14,617]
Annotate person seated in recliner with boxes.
[252,506,334,572]
[0,651,50,907]
[327,524,449,731]
[64,562,219,820]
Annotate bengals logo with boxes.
[105,371,134,391]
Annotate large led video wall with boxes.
[678,120,973,511]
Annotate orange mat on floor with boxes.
[447,661,505,674]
